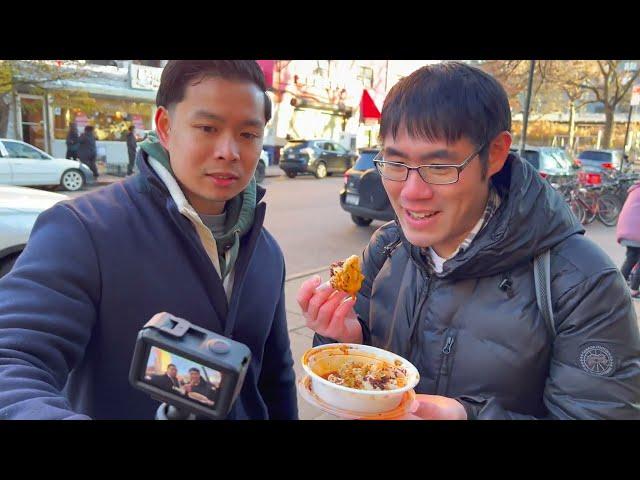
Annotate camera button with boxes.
[208,339,230,354]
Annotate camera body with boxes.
[129,312,251,420]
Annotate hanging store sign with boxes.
[130,64,162,91]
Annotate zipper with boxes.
[443,336,454,354]
[435,331,456,395]
[404,273,431,359]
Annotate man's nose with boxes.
[400,169,434,202]
[214,132,240,161]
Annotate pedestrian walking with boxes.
[78,125,99,180]
[65,123,80,160]
[617,181,640,298]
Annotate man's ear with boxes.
[487,131,512,178]
[155,106,171,150]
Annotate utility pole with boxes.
[519,60,536,157]
[624,82,640,170]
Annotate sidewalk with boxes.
[283,268,339,420]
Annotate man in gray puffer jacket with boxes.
[297,62,640,419]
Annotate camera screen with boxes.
[142,346,222,409]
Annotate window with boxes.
[53,96,154,142]
[541,149,572,170]
[358,66,374,89]
[323,142,334,151]
[332,142,348,154]
[579,151,612,162]
[355,150,378,170]
[3,141,49,160]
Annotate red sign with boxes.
[360,89,381,123]
[256,60,275,89]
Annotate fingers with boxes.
[296,275,323,312]
[306,285,340,328]
[312,290,352,333]
[410,395,467,420]
[324,296,357,338]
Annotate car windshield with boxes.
[354,151,378,170]
[541,149,572,170]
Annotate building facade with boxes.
[5,60,442,167]
[5,60,165,169]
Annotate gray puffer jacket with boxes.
[315,154,640,419]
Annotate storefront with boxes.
[8,62,159,171]
[48,90,155,165]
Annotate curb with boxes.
[285,266,327,282]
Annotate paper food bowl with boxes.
[301,343,420,415]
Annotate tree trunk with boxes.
[0,94,10,138]
[568,100,576,152]
[602,105,615,149]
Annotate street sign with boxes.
[631,84,640,106]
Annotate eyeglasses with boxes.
[373,144,486,185]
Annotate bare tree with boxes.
[576,60,640,148]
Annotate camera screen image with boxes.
[142,346,222,409]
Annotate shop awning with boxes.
[360,89,381,123]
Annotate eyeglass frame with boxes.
[372,143,487,185]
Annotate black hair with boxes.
[379,62,511,175]
[167,364,176,369]
[156,60,271,123]
[188,368,200,374]
[84,125,94,133]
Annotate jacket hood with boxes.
[408,153,584,279]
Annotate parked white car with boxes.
[0,139,96,191]
[0,185,66,278]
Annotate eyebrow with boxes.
[191,110,264,128]
[384,146,457,162]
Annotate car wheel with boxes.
[351,215,373,226]
[255,160,266,184]
[315,162,327,179]
[0,253,19,279]
[286,171,297,179]
[61,169,85,192]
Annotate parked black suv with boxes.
[279,139,357,179]
[339,148,395,226]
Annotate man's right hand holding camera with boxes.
[296,275,363,344]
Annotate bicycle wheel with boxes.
[597,194,622,226]
[569,200,586,224]
[583,204,596,224]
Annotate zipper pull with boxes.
[442,336,454,354]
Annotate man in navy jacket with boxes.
[0,60,298,420]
